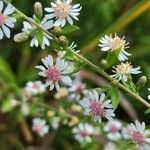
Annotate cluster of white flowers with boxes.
[122,120,150,150]
[99,34,142,83]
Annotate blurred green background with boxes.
[0,0,150,149]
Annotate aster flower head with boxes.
[148,88,150,100]
[24,81,46,97]
[45,0,82,27]
[98,33,131,61]
[104,120,122,141]
[32,118,49,137]
[72,123,94,143]
[68,74,87,101]
[111,62,141,82]
[0,1,16,39]
[80,90,115,123]
[22,16,53,49]
[122,120,150,150]
[35,54,72,91]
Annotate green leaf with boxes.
[0,57,17,83]
[145,108,150,114]
[108,87,120,109]
[106,48,120,68]
[1,99,14,112]
[36,30,43,47]
[61,25,79,35]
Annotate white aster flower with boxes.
[104,120,122,141]
[35,54,72,91]
[80,90,115,123]
[0,1,16,39]
[148,88,150,100]
[72,123,94,143]
[122,120,150,150]
[98,33,131,61]
[45,0,82,27]
[24,81,46,97]
[111,62,141,82]
[22,16,53,49]
[32,118,49,137]
[68,74,87,101]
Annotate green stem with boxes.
[4,0,150,108]
[73,52,150,108]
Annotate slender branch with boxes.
[3,0,150,108]
[73,52,150,108]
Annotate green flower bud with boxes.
[59,35,68,47]
[34,2,43,19]
[136,76,147,88]
[14,33,29,42]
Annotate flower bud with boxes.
[59,35,68,46]
[34,2,43,18]
[53,26,62,35]
[136,76,147,88]
[14,32,29,42]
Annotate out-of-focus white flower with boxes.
[148,88,150,100]
[80,90,115,123]
[35,54,72,91]
[0,1,16,39]
[122,120,150,150]
[104,120,122,141]
[10,99,20,107]
[103,142,117,150]
[32,118,49,137]
[24,81,46,97]
[51,117,60,129]
[112,62,141,82]
[99,33,131,61]
[68,74,87,101]
[22,16,53,49]
[45,0,82,27]
[72,123,94,143]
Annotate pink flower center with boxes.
[54,2,71,19]
[46,67,61,82]
[110,125,119,134]
[132,131,145,144]
[80,130,89,138]
[32,83,40,89]
[34,125,43,133]
[0,13,5,26]
[90,101,105,116]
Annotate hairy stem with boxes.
[4,0,150,108]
